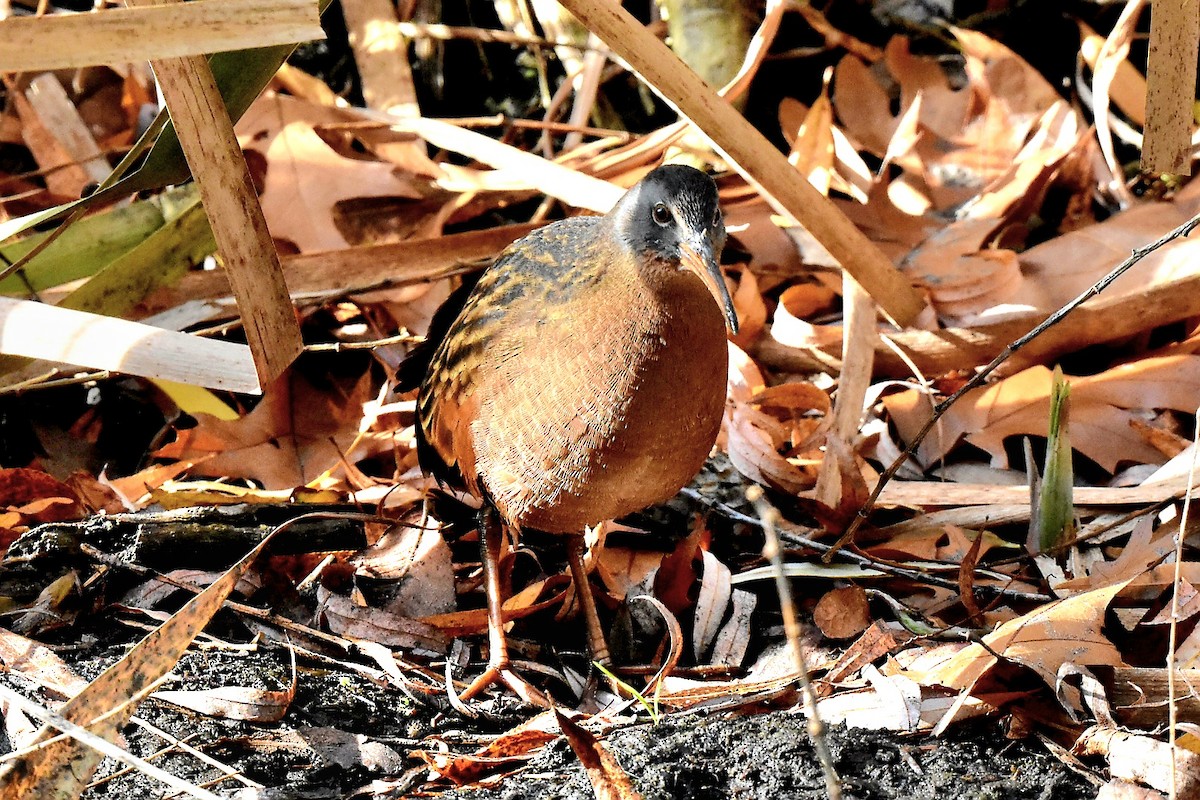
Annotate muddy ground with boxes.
[0,496,1107,799]
[6,622,1098,800]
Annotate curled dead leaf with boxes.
[554,709,645,800]
[316,585,448,654]
[726,382,832,494]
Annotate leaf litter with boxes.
[0,1,1198,798]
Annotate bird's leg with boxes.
[567,532,610,667]
[458,509,549,706]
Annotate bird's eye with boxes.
[651,203,672,226]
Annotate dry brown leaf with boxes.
[867,525,1009,564]
[1056,517,1171,593]
[0,627,88,703]
[652,527,703,614]
[291,725,404,772]
[63,470,127,515]
[237,93,425,252]
[154,679,294,722]
[419,578,563,636]
[726,382,832,494]
[419,711,563,784]
[911,580,1129,697]
[155,369,375,490]
[880,91,923,176]
[885,359,1200,472]
[1011,180,1200,313]
[722,197,803,284]
[768,280,843,354]
[0,468,83,525]
[786,69,835,197]
[810,433,871,529]
[9,572,78,636]
[1078,726,1200,797]
[692,549,732,661]
[105,461,195,509]
[315,586,447,653]
[832,52,898,155]
[728,267,767,349]
[120,569,262,610]
[594,546,664,602]
[352,521,456,618]
[555,709,644,800]
[836,32,1065,215]
[813,586,871,640]
[904,104,1087,319]
[779,281,837,320]
[825,621,915,685]
[633,594,686,700]
[779,97,873,202]
[710,589,757,668]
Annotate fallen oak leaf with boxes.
[813,585,872,641]
[0,467,83,522]
[315,585,447,654]
[908,579,1130,707]
[236,92,427,252]
[417,577,565,636]
[156,369,375,490]
[725,382,832,494]
[692,549,732,661]
[885,358,1200,472]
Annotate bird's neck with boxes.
[645,258,722,319]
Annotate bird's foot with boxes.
[456,662,551,708]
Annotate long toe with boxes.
[457,664,552,708]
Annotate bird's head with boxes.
[611,164,738,335]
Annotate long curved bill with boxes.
[680,240,739,336]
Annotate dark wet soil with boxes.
[0,498,1106,800]
[435,715,1097,800]
[7,622,1098,800]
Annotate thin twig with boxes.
[682,487,1051,602]
[0,368,111,395]
[1168,406,1200,799]
[828,211,1200,560]
[304,330,422,352]
[746,485,841,800]
[787,0,883,62]
[395,20,609,51]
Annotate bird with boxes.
[402,163,738,704]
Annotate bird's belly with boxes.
[477,311,729,533]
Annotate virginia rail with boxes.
[408,164,737,703]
